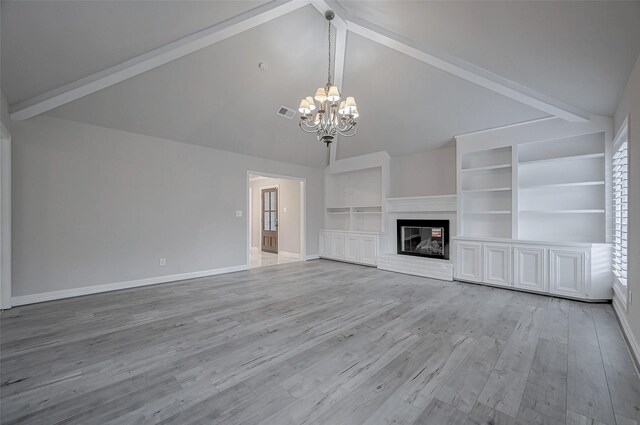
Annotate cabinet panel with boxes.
[455,242,483,282]
[484,244,512,287]
[360,236,378,265]
[332,234,346,260]
[320,232,333,258]
[550,249,585,297]
[514,247,546,292]
[345,235,360,262]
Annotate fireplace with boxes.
[397,219,449,260]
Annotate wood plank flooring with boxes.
[1,260,639,425]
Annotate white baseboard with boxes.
[305,254,320,261]
[11,265,248,307]
[612,293,640,373]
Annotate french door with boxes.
[261,188,278,253]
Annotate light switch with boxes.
[236,210,243,217]
[283,207,287,213]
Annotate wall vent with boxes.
[277,106,296,119]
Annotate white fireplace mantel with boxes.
[379,194,457,281]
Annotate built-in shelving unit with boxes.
[325,205,383,232]
[325,165,385,233]
[517,132,606,243]
[454,118,613,302]
[459,146,513,238]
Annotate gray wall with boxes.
[250,177,301,254]
[390,145,456,197]
[1,90,10,133]
[11,115,323,297]
[614,53,640,349]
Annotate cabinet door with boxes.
[332,234,346,260]
[320,232,333,258]
[360,236,378,265]
[549,249,586,297]
[345,235,360,262]
[514,247,546,292]
[455,242,483,282]
[484,244,512,287]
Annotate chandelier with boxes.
[298,10,358,146]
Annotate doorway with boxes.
[248,172,305,269]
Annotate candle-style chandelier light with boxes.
[298,10,358,146]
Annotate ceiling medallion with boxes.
[298,10,358,147]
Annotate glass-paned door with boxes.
[261,188,278,253]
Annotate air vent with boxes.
[277,106,296,120]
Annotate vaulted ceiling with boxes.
[2,1,640,167]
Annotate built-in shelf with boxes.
[327,211,350,215]
[461,163,511,173]
[520,181,605,189]
[520,209,605,214]
[518,152,604,166]
[463,210,511,215]
[462,187,511,193]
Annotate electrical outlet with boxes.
[236,210,243,217]
[159,258,166,266]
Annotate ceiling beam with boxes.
[345,16,589,122]
[9,0,310,121]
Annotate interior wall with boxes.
[390,145,456,197]
[1,90,10,133]
[614,52,640,352]
[11,115,323,298]
[250,176,301,254]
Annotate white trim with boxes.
[11,265,248,307]
[305,254,320,261]
[9,0,310,120]
[454,117,556,139]
[612,295,640,374]
[0,123,11,310]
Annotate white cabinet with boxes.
[320,232,333,258]
[455,242,483,282]
[550,248,585,298]
[319,230,378,266]
[514,246,546,292]
[332,233,346,260]
[345,235,360,262]
[453,238,610,301]
[360,236,378,265]
[483,244,512,287]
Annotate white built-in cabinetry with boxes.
[319,230,378,266]
[320,153,389,266]
[454,118,613,301]
[454,238,612,300]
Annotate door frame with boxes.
[1,122,11,310]
[246,171,306,267]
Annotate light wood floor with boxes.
[1,260,639,425]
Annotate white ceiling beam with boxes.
[345,16,589,122]
[9,0,310,121]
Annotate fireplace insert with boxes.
[397,219,449,260]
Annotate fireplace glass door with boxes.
[400,226,445,258]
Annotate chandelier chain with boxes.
[327,20,332,84]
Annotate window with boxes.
[613,120,628,289]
